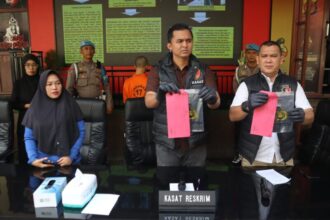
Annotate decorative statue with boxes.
[3,16,20,43]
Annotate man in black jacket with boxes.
[145,23,220,167]
[229,40,314,167]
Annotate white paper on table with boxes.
[256,169,291,185]
[81,193,119,216]
[169,183,195,191]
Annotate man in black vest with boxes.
[229,40,314,167]
[145,23,220,167]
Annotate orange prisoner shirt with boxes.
[123,73,148,103]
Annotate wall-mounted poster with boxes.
[109,0,156,8]
[62,4,104,63]
[178,0,226,11]
[55,0,242,66]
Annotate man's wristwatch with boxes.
[241,101,249,113]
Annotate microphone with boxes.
[178,172,186,191]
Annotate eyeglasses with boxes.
[25,64,38,68]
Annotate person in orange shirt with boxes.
[123,56,149,103]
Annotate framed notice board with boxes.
[54,0,243,66]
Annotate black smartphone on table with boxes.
[42,159,58,166]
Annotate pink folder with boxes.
[250,91,278,137]
[166,90,191,138]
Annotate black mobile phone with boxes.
[44,180,56,189]
[42,159,57,165]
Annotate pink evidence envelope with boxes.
[250,91,278,137]
[166,89,191,138]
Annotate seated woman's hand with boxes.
[32,157,54,168]
[57,156,72,167]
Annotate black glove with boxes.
[288,108,305,123]
[198,86,217,105]
[159,82,179,93]
[242,92,268,113]
[157,82,179,100]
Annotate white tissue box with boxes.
[62,171,97,208]
[33,177,67,208]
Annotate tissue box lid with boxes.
[63,174,96,193]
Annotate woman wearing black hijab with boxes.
[11,54,40,164]
[22,70,85,168]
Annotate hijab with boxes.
[22,70,83,156]
[22,54,40,97]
